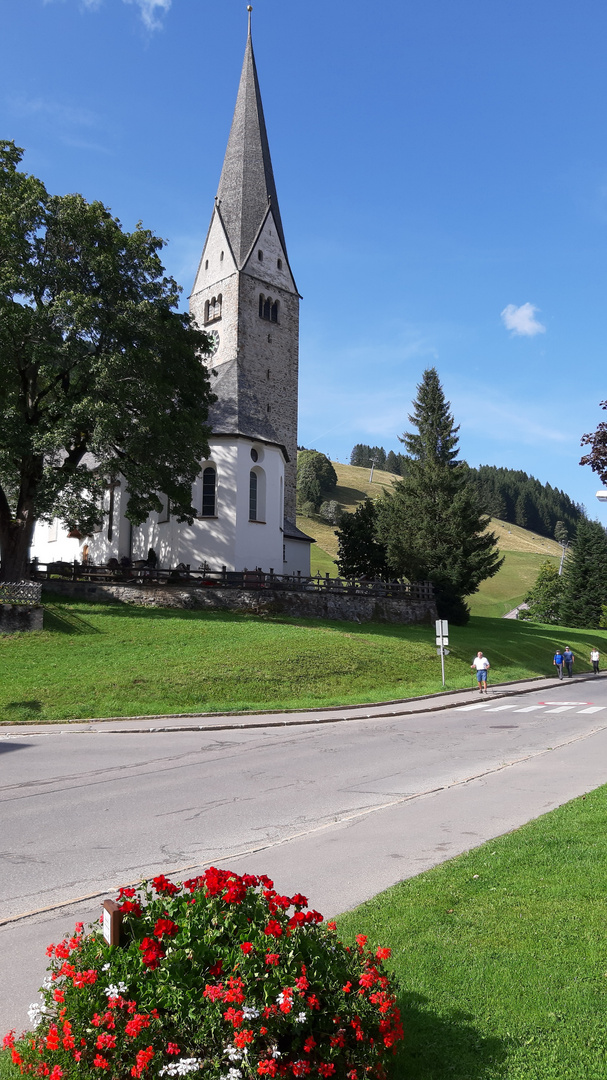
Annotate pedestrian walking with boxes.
[563,646,575,678]
[553,648,564,679]
[471,651,490,693]
[590,646,600,674]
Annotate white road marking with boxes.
[457,702,494,711]
[544,706,577,714]
[487,705,514,711]
[514,705,545,713]
[577,706,605,714]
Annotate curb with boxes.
[2,674,603,734]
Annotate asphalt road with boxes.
[3,673,607,1034]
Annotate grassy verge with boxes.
[0,596,605,723]
[467,550,560,618]
[337,783,607,1079]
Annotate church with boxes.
[30,11,313,577]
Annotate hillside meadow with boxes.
[0,598,603,723]
[298,463,562,617]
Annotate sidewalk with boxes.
[0,673,585,737]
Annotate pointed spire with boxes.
[215,10,288,268]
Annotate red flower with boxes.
[125,1015,151,1038]
[49,1067,63,1080]
[139,937,166,969]
[93,1056,109,1070]
[131,1047,154,1078]
[258,1061,278,1076]
[306,995,320,1010]
[53,989,65,1004]
[209,959,223,977]
[295,975,309,992]
[152,875,180,896]
[318,1065,335,1077]
[203,983,224,1002]
[154,917,179,939]
[265,953,280,966]
[166,1044,180,1056]
[327,922,337,932]
[96,1034,116,1051]
[72,970,98,988]
[46,1026,60,1052]
[356,934,367,949]
[303,1037,316,1053]
[233,1030,254,1049]
[223,1008,244,1028]
[292,1062,310,1077]
[290,893,308,908]
[264,920,283,937]
[240,942,253,954]
[342,982,352,993]
[2,1033,15,1050]
[117,887,137,899]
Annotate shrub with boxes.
[5,869,402,1080]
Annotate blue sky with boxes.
[2,0,607,519]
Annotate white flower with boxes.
[27,1002,43,1027]
[104,981,128,997]
[102,962,111,972]
[159,1059,202,1077]
[294,1012,307,1023]
[271,1047,282,1059]
[222,1070,242,1080]
[242,1006,260,1020]
[42,976,53,990]
[225,1047,243,1062]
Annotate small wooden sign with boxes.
[102,899,124,947]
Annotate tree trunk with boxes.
[0,517,36,581]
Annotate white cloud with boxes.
[123,0,171,30]
[500,302,546,337]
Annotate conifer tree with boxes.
[559,519,607,627]
[375,368,503,624]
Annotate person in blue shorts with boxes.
[553,648,564,679]
[471,651,490,693]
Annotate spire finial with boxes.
[247,5,252,35]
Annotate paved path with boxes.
[2,672,606,1034]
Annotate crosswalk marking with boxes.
[577,706,605,714]
[487,704,514,711]
[514,705,544,713]
[544,706,577,713]
[457,702,494,711]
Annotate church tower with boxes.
[190,10,300,527]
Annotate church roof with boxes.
[215,14,288,269]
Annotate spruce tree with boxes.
[375,368,503,624]
[559,519,607,627]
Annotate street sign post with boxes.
[435,620,449,686]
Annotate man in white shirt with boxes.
[471,651,490,693]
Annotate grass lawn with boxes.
[467,550,560,618]
[337,783,607,1079]
[0,596,605,723]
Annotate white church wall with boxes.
[283,538,313,576]
[233,440,285,572]
[190,211,239,373]
[242,211,296,293]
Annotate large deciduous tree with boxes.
[375,368,503,623]
[336,498,391,580]
[296,450,337,512]
[519,560,564,624]
[0,142,215,580]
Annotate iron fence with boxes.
[0,581,43,606]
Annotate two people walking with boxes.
[553,646,574,679]
[553,646,601,678]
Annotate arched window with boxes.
[201,466,216,517]
[249,468,266,522]
[259,295,279,323]
[263,296,272,320]
[277,258,282,270]
[259,293,265,317]
[271,300,279,323]
[258,249,263,262]
[205,295,222,324]
[249,470,258,521]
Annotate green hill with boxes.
[296,462,561,616]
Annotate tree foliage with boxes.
[559,519,607,628]
[336,498,391,580]
[581,401,607,483]
[0,142,215,580]
[519,560,564,623]
[463,464,583,540]
[375,368,503,624]
[296,450,337,511]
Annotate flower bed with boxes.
[4,869,403,1080]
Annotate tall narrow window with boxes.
[271,300,279,323]
[249,471,258,521]
[201,467,216,517]
[259,293,265,317]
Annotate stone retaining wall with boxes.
[0,605,43,634]
[42,580,436,626]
